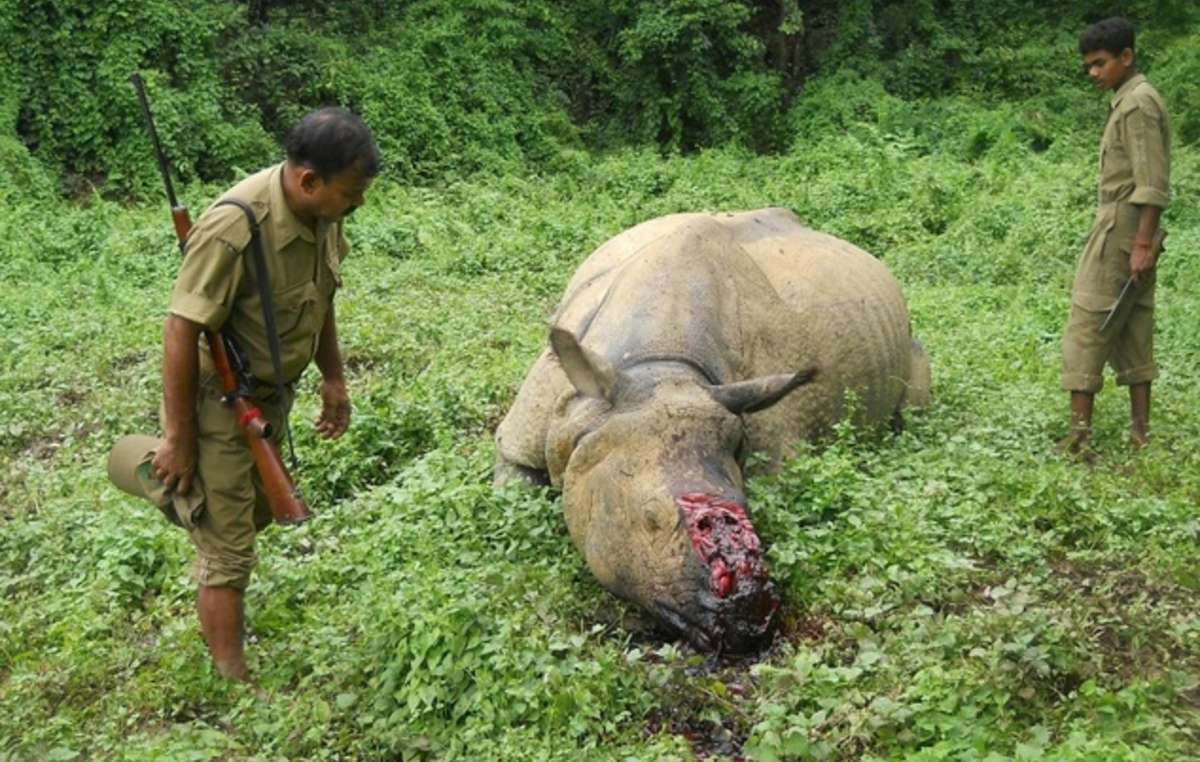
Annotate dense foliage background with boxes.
[2,0,1198,195]
[2,1,1200,760]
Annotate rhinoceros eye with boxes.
[644,508,662,533]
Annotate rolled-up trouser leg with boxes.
[1061,292,1157,393]
[188,378,290,591]
[1111,301,1157,386]
[1063,205,1158,394]
[107,376,290,591]
[1061,303,1109,394]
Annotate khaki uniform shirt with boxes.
[1072,73,1171,311]
[169,163,349,384]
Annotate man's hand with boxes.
[315,377,351,439]
[152,433,198,494]
[1129,237,1159,283]
[158,314,202,495]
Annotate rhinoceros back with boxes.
[495,208,920,479]
[722,209,915,436]
[553,215,793,386]
[563,206,912,408]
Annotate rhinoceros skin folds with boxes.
[494,208,930,652]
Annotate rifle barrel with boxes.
[129,73,180,211]
[128,71,311,526]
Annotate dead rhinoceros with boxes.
[494,208,930,652]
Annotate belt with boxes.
[251,377,297,400]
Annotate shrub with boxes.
[4,0,275,196]
[1149,30,1200,147]
[599,0,787,152]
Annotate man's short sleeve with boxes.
[323,220,349,289]
[336,220,350,263]
[168,205,251,330]
[1125,98,1170,208]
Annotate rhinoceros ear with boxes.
[709,367,817,415]
[549,327,620,402]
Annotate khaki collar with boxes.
[267,163,317,247]
[1111,72,1146,110]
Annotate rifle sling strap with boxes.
[215,198,296,465]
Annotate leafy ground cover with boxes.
[2,84,1200,759]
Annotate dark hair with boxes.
[1079,17,1135,57]
[284,107,381,179]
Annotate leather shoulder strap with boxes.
[215,198,295,463]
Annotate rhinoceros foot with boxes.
[663,493,780,653]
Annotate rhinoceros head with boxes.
[547,328,815,653]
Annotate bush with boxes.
[222,0,590,183]
[4,0,275,196]
[3,1,1198,197]
[1149,30,1200,147]
[0,85,54,203]
[599,0,787,152]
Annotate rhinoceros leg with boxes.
[494,459,551,488]
[906,338,931,410]
[889,338,931,433]
[494,348,569,487]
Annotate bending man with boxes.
[109,108,379,681]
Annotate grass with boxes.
[1,98,1199,760]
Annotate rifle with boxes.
[130,72,311,525]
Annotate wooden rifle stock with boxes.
[208,331,311,524]
[170,207,191,247]
[131,72,310,525]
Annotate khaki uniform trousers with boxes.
[1061,202,1157,393]
[108,374,292,590]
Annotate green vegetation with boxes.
[2,2,1200,760]
[3,0,1198,193]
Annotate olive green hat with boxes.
[107,434,203,528]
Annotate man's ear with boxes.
[1121,47,1134,66]
[298,167,320,194]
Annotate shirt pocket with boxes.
[274,279,323,336]
[273,279,329,375]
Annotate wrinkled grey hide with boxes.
[494,208,929,651]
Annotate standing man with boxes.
[108,108,379,682]
[1059,17,1170,457]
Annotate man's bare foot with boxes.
[1129,430,1149,450]
[214,660,271,701]
[214,658,251,683]
[1056,430,1097,463]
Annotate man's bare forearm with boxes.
[163,314,203,441]
[1134,204,1163,247]
[1128,203,1165,282]
[314,305,345,383]
[313,305,351,439]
